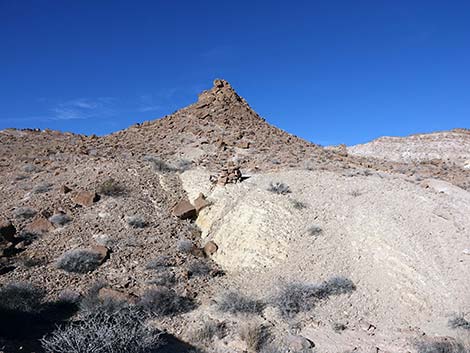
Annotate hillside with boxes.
[0,80,469,353]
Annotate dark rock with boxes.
[172,200,197,220]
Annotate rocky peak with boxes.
[197,79,246,107]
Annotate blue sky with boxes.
[1,1,469,146]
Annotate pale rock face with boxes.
[347,129,470,167]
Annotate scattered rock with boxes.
[60,185,72,194]
[98,287,137,304]
[203,241,218,256]
[172,199,197,220]
[25,217,54,234]
[193,193,210,213]
[237,141,250,149]
[190,247,206,258]
[212,165,243,186]
[0,220,16,243]
[286,335,315,351]
[72,191,99,207]
[89,244,109,263]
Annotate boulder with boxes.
[172,200,197,220]
[0,220,16,242]
[193,193,210,213]
[203,241,218,256]
[60,185,72,194]
[72,191,99,207]
[26,217,54,234]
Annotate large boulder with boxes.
[26,217,54,234]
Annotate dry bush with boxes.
[13,207,37,219]
[146,255,172,269]
[49,213,71,226]
[216,290,264,315]
[268,182,291,195]
[416,339,469,353]
[56,249,102,274]
[97,178,126,196]
[291,199,307,210]
[127,215,147,228]
[33,183,53,194]
[177,238,194,253]
[449,315,470,330]
[187,260,211,277]
[0,282,45,313]
[272,276,356,317]
[308,225,322,236]
[190,320,226,344]
[239,322,268,352]
[138,287,195,317]
[41,307,162,353]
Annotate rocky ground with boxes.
[0,80,469,353]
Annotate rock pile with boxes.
[210,165,243,186]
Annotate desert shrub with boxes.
[332,322,347,333]
[49,213,71,226]
[416,340,468,353]
[41,306,162,353]
[449,314,470,330]
[146,255,172,269]
[177,238,194,253]
[23,164,39,173]
[271,276,356,317]
[177,159,192,172]
[349,190,362,197]
[13,207,37,219]
[127,215,147,228]
[148,270,176,287]
[0,282,46,313]
[291,199,307,210]
[56,249,102,274]
[239,322,268,352]
[308,225,322,236]
[187,260,211,277]
[78,282,130,317]
[138,287,195,317]
[15,174,29,181]
[268,182,291,195]
[143,155,175,172]
[97,178,126,196]
[190,320,226,344]
[33,183,53,194]
[216,291,264,315]
[21,257,47,268]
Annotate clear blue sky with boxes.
[1,1,469,145]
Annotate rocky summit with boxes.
[0,79,469,353]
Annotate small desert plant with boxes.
[23,164,39,173]
[349,189,363,197]
[268,182,291,195]
[308,225,322,236]
[146,255,172,269]
[190,320,226,344]
[332,322,347,333]
[148,270,176,287]
[187,260,211,277]
[13,207,37,219]
[41,307,162,353]
[56,249,102,274]
[239,322,268,352]
[177,238,194,253]
[138,287,195,317]
[33,182,53,194]
[143,155,175,172]
[416,339,468,353]
[216,291,264,315]
[449,314,470,330]
[271,276,356,317]
[0,282,46,313]
[290,199,307,210]
[97,178,126,196]
[127,215,147,228]
[49,213,71,226]
[177,159,192,171]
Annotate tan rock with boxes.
[89,245,109,262]
[72,191,99,207]
[193,193,210,213]
[172,199,197,220]
[98,287,137,303]
[203,241,218,256]
[26,217,54,234]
